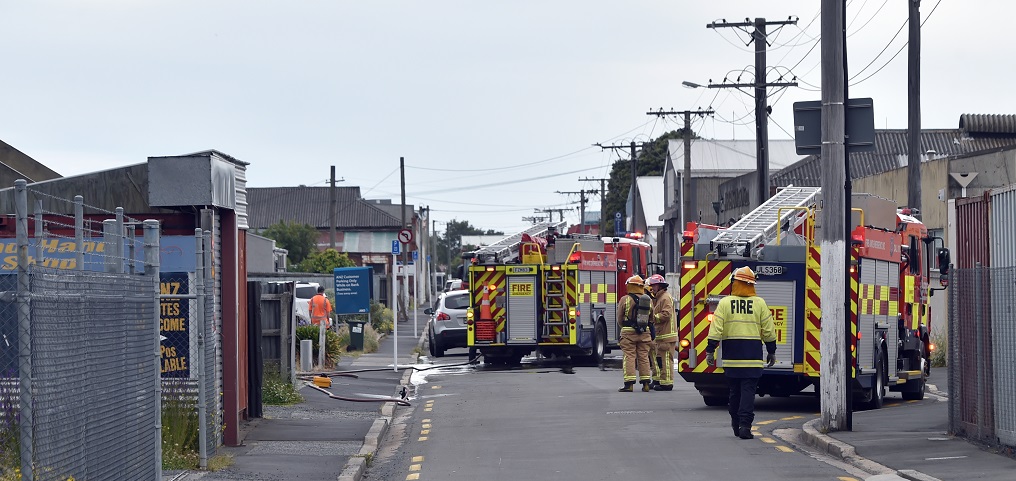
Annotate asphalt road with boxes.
[362,349,875,481]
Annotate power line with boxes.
[850,0,942,86]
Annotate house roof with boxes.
[637,176,664,228]
[667,138,805,177]
[246,186,403,230]
[772,124,1016,187]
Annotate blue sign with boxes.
[427,255,431,262]
[614,213,624,235]
[160,272,191,378]
[391,240,400,255]
[412,251,418,261]
[0,235,197,272]
[334,266,373,314]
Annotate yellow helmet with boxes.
[626,275,644,286]
[732,266,757,285]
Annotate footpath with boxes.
[167,315,425,481]
[793,385,1016,481]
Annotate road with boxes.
[359,348,923,481]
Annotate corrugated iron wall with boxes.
[954,194,991,268]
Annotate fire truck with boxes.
[465,222,659,365]
[677,186,951,408]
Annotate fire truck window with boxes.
[632,248,641,276]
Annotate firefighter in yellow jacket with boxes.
[705,266,777,439]
[616,275,653,392]
[646,274,677,391]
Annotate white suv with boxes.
[294,282,321,325]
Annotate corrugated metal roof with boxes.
[637,176,665,227]
[246,186,402,230]
[772,128,1016,187]
[667,139,806,176]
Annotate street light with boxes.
[682,80,704,89]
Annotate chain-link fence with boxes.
[948,265,1016,452]
[0,180,219,480]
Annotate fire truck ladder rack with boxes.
[542,267,568,338]
[710,185,821,256]
[471,221,567,263]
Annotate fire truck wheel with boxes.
[702,395,728,407]
[866,356,886,409]
[593,322,607,364]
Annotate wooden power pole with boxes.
[646,108,714,227]
[907,0,922,213]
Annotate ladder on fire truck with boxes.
[470,221,568,264]
[710,185,821,256]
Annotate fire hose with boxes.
[297,355,482,406]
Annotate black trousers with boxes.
[727,376,760,427]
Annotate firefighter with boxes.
[643,277,660,388]
[617,275,653,392]
[309,285,333,329]
[646,274,677,391]
[705,266,777,439]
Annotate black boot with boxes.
[730,418,739,437]
[738,425,754,439]
[653,383,673,391]
[618,381,634,392]
[650,380,660,389]
[641,380,652,392]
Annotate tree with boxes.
[603,130,694,236]
[435,219,503,272]
[261,220,319,266]
[296,248,356,273]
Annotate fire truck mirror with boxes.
[939,274,949,288]
[937,248,951,275]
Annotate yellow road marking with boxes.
[409,464,421,472]
[418,436,428,441]
[422,419,431,423]
[907,400,918,403]
[775,446,793,453]
[421,429,430,435]
[756,420,776,425]
[422,423,432,429]
[779,415,804,421]
[431,385,442,389]
[406,474,420,481]
[424,408,432,412]
[838,477,859,481]
[761,437,776,444]
[412,456,424,462]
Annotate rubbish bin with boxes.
[346,319,366,351]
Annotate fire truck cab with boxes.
[677,187,950,408]
[465,224,659,365]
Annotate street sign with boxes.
[391,240,400,255]
[614,212,622,220]
[614,212,624,235]
[793,98,876,155]
[412,251,418,261]
[398,228,413,244]
[333,266,373,314]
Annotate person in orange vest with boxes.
[309,286,333,329]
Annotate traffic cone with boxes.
[480,286,493,321]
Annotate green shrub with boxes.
[363,324,380,353]
[262,370,303,405]
[369,301,394,334]
[296,325,344,368]
[930,331,948,368]
[162,383,199,470]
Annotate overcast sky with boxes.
[0,1,1002,236]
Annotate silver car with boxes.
[425,289,470,357]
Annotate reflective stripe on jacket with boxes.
[309,294,332,319]
[651,290,677,341]
[616,294,636,332]
[707,295,776,369]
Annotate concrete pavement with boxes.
[794,385,1016,481]
[168,315,425,481]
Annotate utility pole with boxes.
[596,141,648,234]
[431,218,437,298]
[557,190,600,234]
[521,215,547,225]
[399,157,408,323]
[707,17,798,207]
[646,108,715,228]
[579,177,609,234]
[330,166,337,248]
[820,0,849,432]
[907,0,922,213]
[536,207,570,223]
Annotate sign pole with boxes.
[413,251,419,338]
[393,251,398,371]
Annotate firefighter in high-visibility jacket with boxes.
[644,277,660,388]
[646,274,677,391]
[616,275,653,392]
[705,266,777,439]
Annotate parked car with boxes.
[425,289,470,357]
[294,282,321,325]
[443,278,463,292]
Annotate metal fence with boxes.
[948,265,1016,453]
[0,180,217,480]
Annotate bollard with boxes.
[300,340,313,372]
